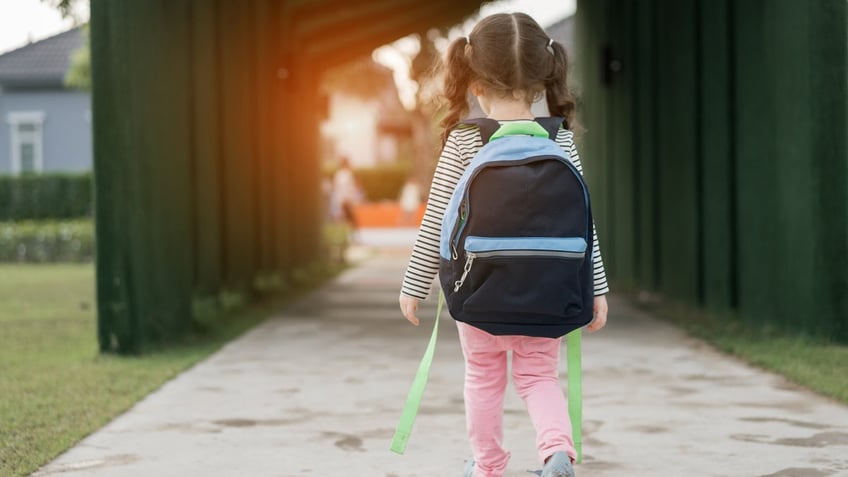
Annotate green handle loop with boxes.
[489,121,551,141]
[567,329,583,463]
[390,290,444,454]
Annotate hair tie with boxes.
[465,36,471,46]
[546,38,555,55]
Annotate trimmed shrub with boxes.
[0,220,94,263]
[0,173,93,221]
[353,164,411,202]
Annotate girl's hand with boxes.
[586,295,608,333]
[399,294,420,326]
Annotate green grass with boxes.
[643,297,848,404]
[0,263,337,477]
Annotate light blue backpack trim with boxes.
[439,135,573,260]
[464,236,587,254]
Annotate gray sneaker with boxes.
[464,458,475,477]
[541,451,574,477]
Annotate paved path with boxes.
[33,230,848,477]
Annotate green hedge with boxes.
[0,220,94,263]
[0,173,93,221]
[353,164,411,202]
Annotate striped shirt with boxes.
[400,122,610,300]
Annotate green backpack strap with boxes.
[390,290,444,454]
[566,329,583,463]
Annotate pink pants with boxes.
[457,322,576,477]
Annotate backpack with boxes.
[438,117,595,338]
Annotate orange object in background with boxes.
[352,202,426,227]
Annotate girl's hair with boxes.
[440,13,578,145]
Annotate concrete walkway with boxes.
[33,229,848,477]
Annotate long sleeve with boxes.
[400,129,480,299]
[559,129,610,295]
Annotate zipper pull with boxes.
[451,202,468,260]
[453,252,476,292]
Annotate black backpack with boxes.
[437,117,594,338]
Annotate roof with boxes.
[291,0,482,71]
[0,27,84,89]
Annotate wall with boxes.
[575,0,848,341]
[0,90,91,173]
[91,0,321,353]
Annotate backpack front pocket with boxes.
[458,236,587,320]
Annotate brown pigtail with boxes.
[545,40,579,133]
[439,37,473,146]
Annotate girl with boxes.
[398,12,609,477]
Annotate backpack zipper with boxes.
[450,202,468,259]
[452,236,587,292]
[454,252,476,291]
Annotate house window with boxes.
[7,112,46,174]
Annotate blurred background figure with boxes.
[397,177,421,226]
[332,156,361,238]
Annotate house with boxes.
[0,27,91,175]
[320,57,412,169]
